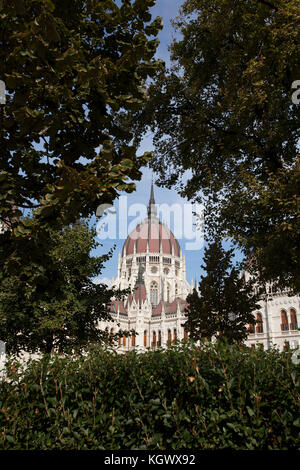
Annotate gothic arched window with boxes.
[167,329,172,346]
[256,313,263,334]
[150,282,158,307]
[152,331,156,348]
[281,310,289,331]
[290,309,298,330]
[167,284,170,302]
[158,330,162,347]
[144,330,147,347]
[173,328,177,344]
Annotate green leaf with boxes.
[246,406,255,417]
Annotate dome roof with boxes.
[122,182,181,258]
[122,218,181,257]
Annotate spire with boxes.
[147,180,157,219]
[149,178,155,204]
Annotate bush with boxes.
[0,342,299,449]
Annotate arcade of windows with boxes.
[115,311,299,349]
[248,308,298,334]
[116,328,188,349]
[118,331,137,348]
[123,256,181,281]
[146,328,187,348]
[149,282,177,306]
[128,256,177,266]
[281,308,298,331]
[248,312,263,334]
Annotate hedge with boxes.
[0,342,299,450]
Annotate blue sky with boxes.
[93,0,243,286]
[151,0,184,62]
[93,0,197,286]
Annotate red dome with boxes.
[122,218,181,257]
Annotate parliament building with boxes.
[98,184,300,352]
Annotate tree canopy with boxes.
[0,0,162,294]
[133,0,300,292]
[0,221,128,355]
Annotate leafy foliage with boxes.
[226,165,300,293]
[0,0,162,293]
[183,240,261,343]
[0,221,128,355]
[0,342,299,449]
[133,0,300,292]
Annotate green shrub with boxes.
[0,342,299,449]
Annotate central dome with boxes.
[122,182,181,258]
[122,218,181,257]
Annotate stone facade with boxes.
[244,286,300,351]
[98,183,193,351]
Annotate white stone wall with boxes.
[245,293,300,351]
[111,251,192,302]
[106,292,300,354]
[104,251,300,354]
